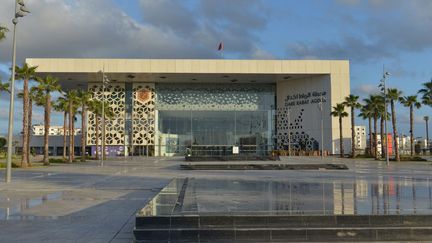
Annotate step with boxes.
[136,215,432,229]
[179,163,348,170]
[134,226,432,242]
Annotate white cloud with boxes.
[0,0,273,134]
[353,83,379,98]
[250,47,275,60]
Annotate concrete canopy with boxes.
[25,58,349,91]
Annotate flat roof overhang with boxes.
[25,58,349,90]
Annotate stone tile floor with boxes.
[0,156,431,242]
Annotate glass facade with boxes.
[156,83,276,156]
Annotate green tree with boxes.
[54,97,68,161]
[77,91,91,162]
[35,76,61,165]
[418,79,432,107]
[28,86,43,160]
[358,105,373,156]
[0,25,8,41]
[18,86,43,163]
[378,98,390,159]
[0,137,6,148]
[15,63,38,168]
[64,90,80,163]
[399,95,421,156]
[387,88,402,161]
[0,81,9,93]
[343,95,362,157]
[331,103,348,157]
[364,95,383,159]
[0,82,10,119]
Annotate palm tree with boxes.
[17,87,41,164]
[424,116,429,150]
[0,25,8,41]
[331,103,348,157]
[399,95,421,156]
[0,81,9,93]
[28,86,43,160]
[88,100,114,161]
[64,90,79,163]
[15,63,38,168]
[36,75,61,165]
[343,95,362,157]
[88,100,100,160]
[364,95,382,159]
[418,80,432,107]
[358,105,373,156]
[0,82,10,116]
[77,91,91,162]
[54,97,68,161]
[378,102,390,159]
[387,88,402,161]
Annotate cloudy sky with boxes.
[0,0,431,137]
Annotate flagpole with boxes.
[218,42,224,59]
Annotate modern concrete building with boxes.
[26,58,351,157]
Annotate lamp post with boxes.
[379,69,390,166]
[5,0,30,183]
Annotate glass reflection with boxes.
[140,176,432,216]
[156,83,276,156]
[0,192,63,220]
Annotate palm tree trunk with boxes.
[72,115,75,161]
[380,116,385,158]
[63,111,67,160]
[43,94,50,165]
[21,78,29,168]
[81,105,86,162]
[350,107,355,157]
[339,116,344,157]
[373,114,378,159]
[27,97,32,166]
[368,117,372,156]
[68,102,73,163]
[95,115,99,160]
[426,119,429,150]
[391,101,400,161]
[410,105,414,157]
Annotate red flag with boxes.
[217,42,223,51]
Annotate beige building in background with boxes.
[354,125,367,150]
[26,58,351,156]
[32,124,81,136]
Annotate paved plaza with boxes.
[1,156,432,242]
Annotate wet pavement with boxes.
[1,156,432,242]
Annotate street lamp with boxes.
[379,69,390,166]
[5,0,30,183]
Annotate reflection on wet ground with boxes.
[0,192,62,220]
[140,176,432,216]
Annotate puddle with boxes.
[0,191,63,220]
